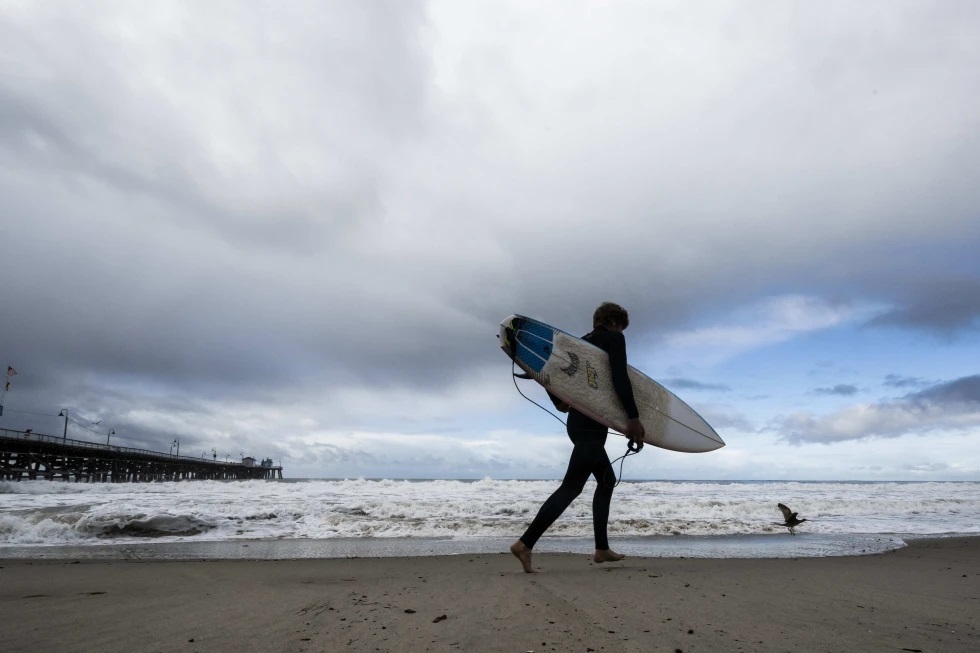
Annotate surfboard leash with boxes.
[510,358,568,428]
[606,446,640,488]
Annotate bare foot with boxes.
[510,540,535,573]
[593,548,626,564]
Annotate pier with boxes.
[0,428,283,482]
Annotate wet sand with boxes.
[1,536,977,652]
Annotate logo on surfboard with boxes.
[586,362,599,389]
[560,352,579,377]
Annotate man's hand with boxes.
[625,418,645,441]
[625,418,645,452]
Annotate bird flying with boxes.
[775,503,809,535]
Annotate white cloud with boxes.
[646,430,980,481]
[773,394,980,445]
[660,295,883,365]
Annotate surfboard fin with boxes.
[500,326,517,359]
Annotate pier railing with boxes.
[2,428,214,462]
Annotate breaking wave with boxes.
[1,479,978,548]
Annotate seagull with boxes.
[775,503,809,535]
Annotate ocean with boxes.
[1,479,977,560]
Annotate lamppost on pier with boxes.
[58,409,68,442]
[106,429,115,446]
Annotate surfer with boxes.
[511,302,645,573]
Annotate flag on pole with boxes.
[6,366,16,377]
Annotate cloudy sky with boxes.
[2,0,978,481]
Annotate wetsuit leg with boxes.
[590,445,615,551]
[520,431,608,549]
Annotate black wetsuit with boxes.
[519,325,640,550]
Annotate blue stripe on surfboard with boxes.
[513,318,554,373]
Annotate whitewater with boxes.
[2,479,977,560]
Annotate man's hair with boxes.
[593,302,629,329]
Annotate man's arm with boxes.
[604,331,645,444]
[604,331,639,419]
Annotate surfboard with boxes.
[499,314,725,453]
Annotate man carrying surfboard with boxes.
[511,302,645,573]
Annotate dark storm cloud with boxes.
[1,2,443,380]
[0,84,355,258]
[812,384,859,396]
[0,2,427,254]
[0,1,476,451]
[866,278,980,335]
[909,375,980,405]
[776,374,980,444]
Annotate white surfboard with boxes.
[499,314,725,453]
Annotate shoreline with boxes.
[0,531,925,561]
[1,536,977,652]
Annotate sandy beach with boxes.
[1,536,977,652]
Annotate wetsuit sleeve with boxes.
[605,331,640,419]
